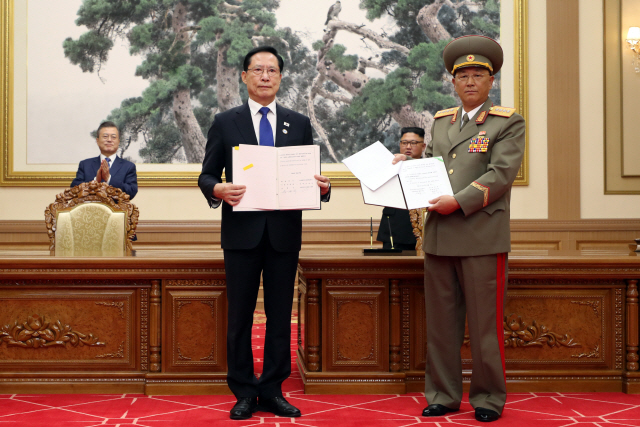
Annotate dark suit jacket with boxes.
[376,207,417,246]
[71,156,138,199]
[198,103,329,252]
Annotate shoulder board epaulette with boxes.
[433,107,458,119]
[488,106,517,118]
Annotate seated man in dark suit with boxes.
[71,121,138,199]
[376,127,425,250]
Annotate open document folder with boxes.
[232,144,321,211]
[360,157,454,210]
[342,141,453,210]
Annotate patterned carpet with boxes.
[1,312,640,426]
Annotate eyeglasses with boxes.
[399,140,424,147]
[455,73,490,83]
[247,67,280,77]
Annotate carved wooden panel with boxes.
[0,289,137,370]
[164,289,226,372]
[496,280,624,370]
[405,280,624,372]
[323,279,388,372]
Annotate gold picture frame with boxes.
[0,0,528,187]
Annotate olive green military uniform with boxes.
[423,98,525,414]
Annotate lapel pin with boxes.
[284,122,290,127]
[283,129,288,134]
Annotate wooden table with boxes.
[1,248,639,395]
[296,248,640,394]
[0,249,230,395]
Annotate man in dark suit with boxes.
[198,46,331,420]
[393,36,525,422]
[71,121,138,199]
[376,127,425,250]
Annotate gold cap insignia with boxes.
[467,54,475,61]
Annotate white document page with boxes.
[342,141,402,191]
[233,144,278,211]
[277,145,320,210]
[399,157,454,209]
[361,177,407,209]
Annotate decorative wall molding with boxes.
[1,219,638,251]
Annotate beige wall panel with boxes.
[0,186,384,221]
[547,0,581,220]
[622,0,640,176]
[585,0,640,210]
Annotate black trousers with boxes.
[223,227,299,398]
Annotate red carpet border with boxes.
[1,312,639,426]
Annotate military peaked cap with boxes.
[443,35,503,75]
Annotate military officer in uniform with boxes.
[393,35,525,422]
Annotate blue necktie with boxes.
[105,157,111,168]
[259,107,274,146]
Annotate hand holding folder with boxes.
[232,144,321,211]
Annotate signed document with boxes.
[232,144,320,211]
[361,157,454,210]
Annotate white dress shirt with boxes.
[461,104,483,128]
[247,98,277,145]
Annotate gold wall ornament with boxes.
[503,313,582,349]
[0,314,105,348]
[626,26,640,73]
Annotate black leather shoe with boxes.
[258,396,301,417]
[230,397,258,420]
[475,407,500,422]
[422,404,458,417]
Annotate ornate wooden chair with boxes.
[44,182,139,256]
[409,208,427,256]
